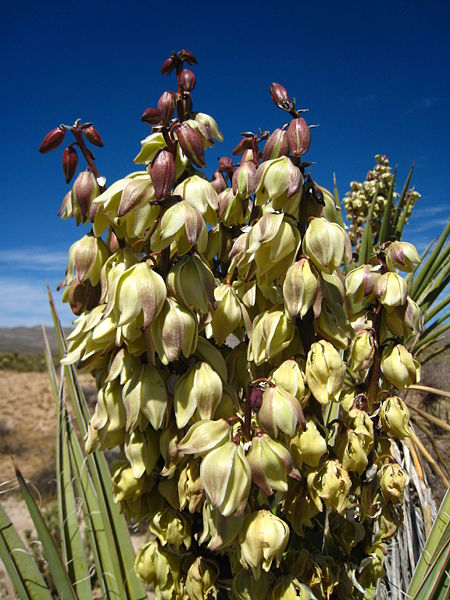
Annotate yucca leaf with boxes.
[424,293,450,324]
[409,222,450,300]
[15,468,77,600]
[391,163,414,235]
[43,324,92,597]
[407,489,450,599]
[66,419,123,600]
[377,166,396,243]
[57,391,91,596]
[332,173,346,228]
[0,502,52,599]
[47,289,147,600]
[415,322,450,351]
[358,183,378,266]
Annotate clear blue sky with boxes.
[1,0,449,326]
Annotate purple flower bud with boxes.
[62,146,78,183]
[84,125,104,147]
[73,171,99,219]
[270,83,290,106]
[179,68,196,92]
[141,107,162,125]
[161,57,175,75]
[218,156,234,175]
[179,49,197,65]
[150,149,176,200]
[248,386,263,410]
[261,128,289,162]
[176,123,206,168]
[232,138,253,156]
[287,118,311,156]
[158,91,176,125]
[211,170,226,193]
[39,126,65,153]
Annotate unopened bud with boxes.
[350,330,376,373]
[150,149,176,200]
[270,82,290,106]
[62,146,78,183]
[141,107,162,125]
[283,258,320,318]
[232,137,253,155]
[303,217,352,274]
[232,161,257,197]
[179,49,198,64]
[211,169,226,193]
[218,156,234,175]
[161,56,175,74]
[179,68,196,92]
[306,340,346,404]
[158,91,176,125]
[39,126,65,153]
[262,128,289,162]
[287,118,311,156]
[176,122,206,167]
[83,124,104,147]
[72,171,99,219]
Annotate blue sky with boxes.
[1,0,449,326]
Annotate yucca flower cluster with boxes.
[41,50,423,599]
[343,154,420,250]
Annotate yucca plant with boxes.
[1,49,448,599]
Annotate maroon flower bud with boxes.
[218,156,234,176]
[150,149,176,200]
[179,49,197,65]
[179,68,196,92]
[176,123,206,168]
[158,91,176,125]
[141,107,162,125]
[72,171,99,219]
[211,170,226,194]
[232,161,257,197]
[182,92,193,117]
[261,128,289,162]
[62,146,78,183]
[287,117,311,156]
[231,137,253,155]
[161,57,175,75]
[39,126,65,153]
[83,125,104,147]
[248,385,263,410]
[270,82,290,106]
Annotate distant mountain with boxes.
[0,326,72,354]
